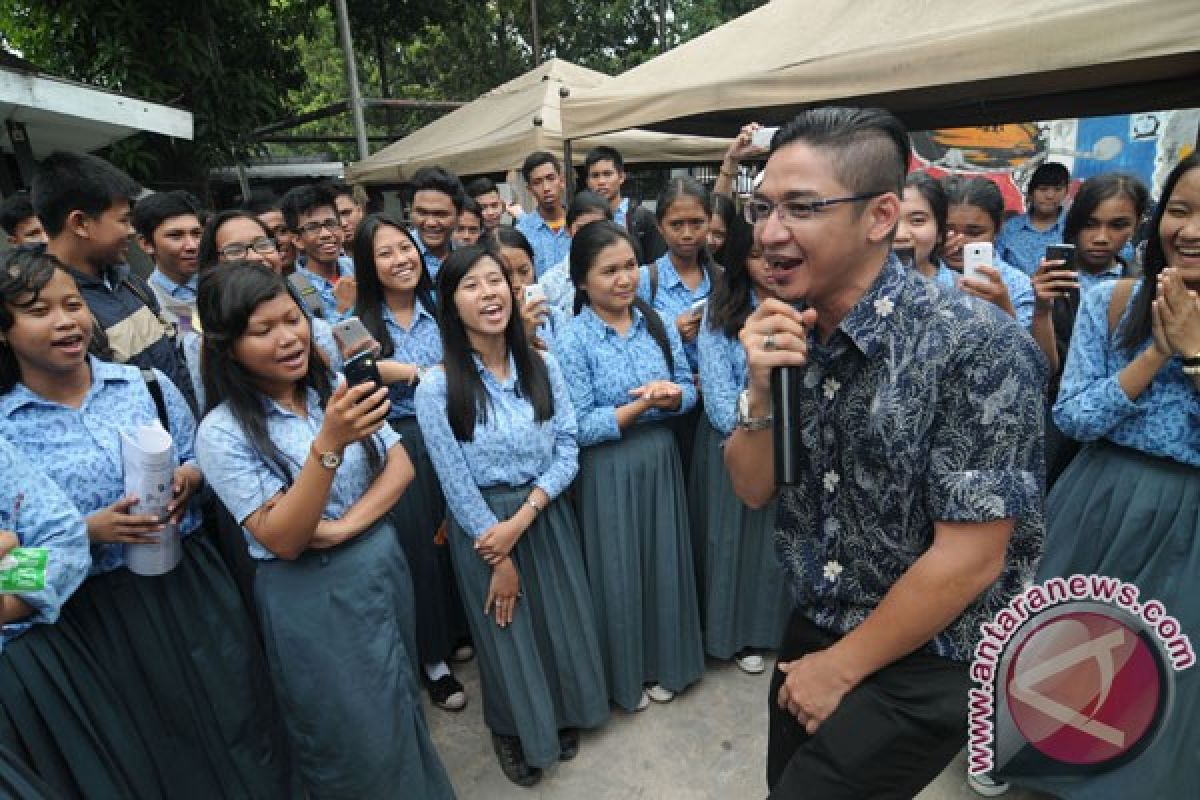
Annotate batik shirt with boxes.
[379,301,442,420]
[1054,280,1200,467]
[0,435,91,649]
[636,253,713,373]
[0,358,202,574]
[774,255,1045,662]
[516,211,571,278]
[995,211,1066,275]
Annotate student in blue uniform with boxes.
[1006,154,1200,800]
[539,191,613,315]
[556,220,705,712]
[996,161,1070,275]
[0,435,91,652]
[487,226,569,351]
[636,177,718,483]
[940,175,1036,330]
[692,211,790,675]
[0,248,292,799]
[415,246,609,788]
[280,183,355,320]
[1029,173,1150,487]
[352,213,469,713]
[194,261,454,800]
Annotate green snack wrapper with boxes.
[0,547,48,593]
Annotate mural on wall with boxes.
[910,109,1199,212]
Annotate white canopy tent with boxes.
[561,0,1200,138]
[347,58,732,184]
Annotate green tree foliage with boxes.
[0,0,320,184]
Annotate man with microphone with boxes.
[724,107,1045,798]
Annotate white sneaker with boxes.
[735,652,765,674]
[635,691,650,711]
[968,772,1010,797]
[645,684,675,703]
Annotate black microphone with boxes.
[771,300,808,486]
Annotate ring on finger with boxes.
[763,333,777,352]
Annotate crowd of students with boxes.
[0,106,1195,800]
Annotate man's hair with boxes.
[566,190,613,227]
[584,146,625,174]
[240,188,281,215]
[280,183,339,231]
[0,192,36,236]
[465,177,498,199]
[31,151,141,237]
[460,197,482,219]
[132,190,203,240]
[1028,162,1070,191]
[521,151,561,183]
[771,107,910,196]
[326,180,356,201]
[411,166,466,212]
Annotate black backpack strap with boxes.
[140,368,170,431]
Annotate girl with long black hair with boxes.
[556,220,705,711]
[690,211,790,675]
[0,249,292,798]
[415,246,608,787]
[352,212,468,712]
[1009,154,1200,800]
[193,261,454,799]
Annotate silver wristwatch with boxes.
[735,389,773,431]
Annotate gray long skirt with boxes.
[389,416,459,665]
[689,416,790,659]
[254,520,455,800]
[446,486,609,769]
[1010,442,1200,799]
[577,423,705,711]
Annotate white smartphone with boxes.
[963,242,993,281]
[331,316,374,358]
[523,284,545,305]
[751,126,779,150]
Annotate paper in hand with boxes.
[120,421,183,575]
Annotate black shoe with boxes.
[428,673,467,711]
[558,728,580,761]
[492,734,542,787]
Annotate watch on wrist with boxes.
[311,444,342,470]
[735,389,773,431]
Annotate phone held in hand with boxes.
[331,316,374,359]
[342,350,385,394]
[963,242,993,281]
[751,126,779,151]
[523,284,545,305]
[1045,244,1076,271]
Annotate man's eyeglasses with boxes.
[743,192,884,226]
[297,218,340,236]
[219,237,279,261]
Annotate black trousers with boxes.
[767,611,969,799]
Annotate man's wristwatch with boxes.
[311,444,342,470]
[735,389,773,431]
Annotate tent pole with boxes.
[563,138,575,202]
[333,0,370,161]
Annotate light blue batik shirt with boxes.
[995,211,1067,276]
[0,358,202,575]
[379,300,443,420]
[696,294,758,437]
[293,255,354,321]
[553,304,697,447]
[414,351,579,539]
[935,258,1036,330]
[516,211,571,278]
[0,435,91,650]
[541,255,576,314]
[195,383,403,560]
[1054,280,1200,467]
[147,269,199,304]
[636,253,713,373]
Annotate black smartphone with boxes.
[342,350,383,391]
[1045,244,1076,270]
